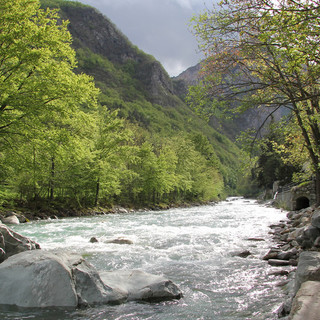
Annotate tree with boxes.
[190,0,320,204]
[0,0,99,148]
[91,108,132,206]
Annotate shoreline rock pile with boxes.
[263,206,320,319]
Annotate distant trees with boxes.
[190,0,320,204]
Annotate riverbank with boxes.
[264,204,320,319]
[0,199,216,223]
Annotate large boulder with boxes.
[311,210,320,229]
[289,281,320,320]
[0,224,40,262]
[1,214,20,225]
[294,251,320,293]
[296,226,320,249]
[0,250,125,308]
[0,250,182,308]
[72,258,126,306]
[100,270,183,302]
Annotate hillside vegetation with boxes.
[0,0,242,213]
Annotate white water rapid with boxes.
[3,198,289,320]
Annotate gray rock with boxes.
[1,215,19,225]
[0,250,79,307]
[0,250,182,308]
[0,224,40,261]
[269,270,289,276]
[287,227,304,242]
[117,207,128,214]
[296,226,320,249]
[311,211,320,229]
[268,259,292,266]
[289,281,320,320]
[303,225,320,241]
[246,237,265,242]
[277,298,292,318]
[100,270,183,302]
[107,238,133,245]
[0,250,126,308]
[277,248,298,261]
[231,250,252,258]
[72,259,126,306]
[89,237,99,243]
[294,251,320,293]
[314,236,320,247]
[263,249,279,260]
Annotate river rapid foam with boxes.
[5,198,288,319]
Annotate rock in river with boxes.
[100,269,183,302]
[0,224,40,262]
[1,214,20,225]
[0,250,182,308]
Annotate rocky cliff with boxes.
[57,4,176,107]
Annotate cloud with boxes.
[74,0,214,76]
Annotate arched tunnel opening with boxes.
[295,196,310,210]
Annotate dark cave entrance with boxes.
[295,196,310,210]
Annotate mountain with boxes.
[173,62,288,140]
[39,0,242,196]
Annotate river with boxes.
[3,198,289,320]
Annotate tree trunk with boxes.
[94,177,100,207]
[315,169,320,207]
[49,156,55,201]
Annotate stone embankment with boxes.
[263,206,320,319]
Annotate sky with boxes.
[74,0,215,76]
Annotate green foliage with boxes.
[190,0,320,201]
[0,0,242,210]
[0,0,99,147]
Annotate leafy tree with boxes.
[91,108,132,206]
[190,0,320,204]
[0,0,98,147]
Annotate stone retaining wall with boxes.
[275,181,316,211]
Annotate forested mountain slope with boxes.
[0,0,242,210]
[43,1,241,178]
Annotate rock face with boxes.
[0,224,40,262]
[0,251,80,307]
[294,251,320,293]
[289,281,320,320]
[0,250,182,308]
[60,4,175,107]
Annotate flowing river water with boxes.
[3,198,290,320]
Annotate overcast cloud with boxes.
[74,0,215,76]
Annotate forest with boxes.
[189,0,320,205]
[0,0,242,213]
